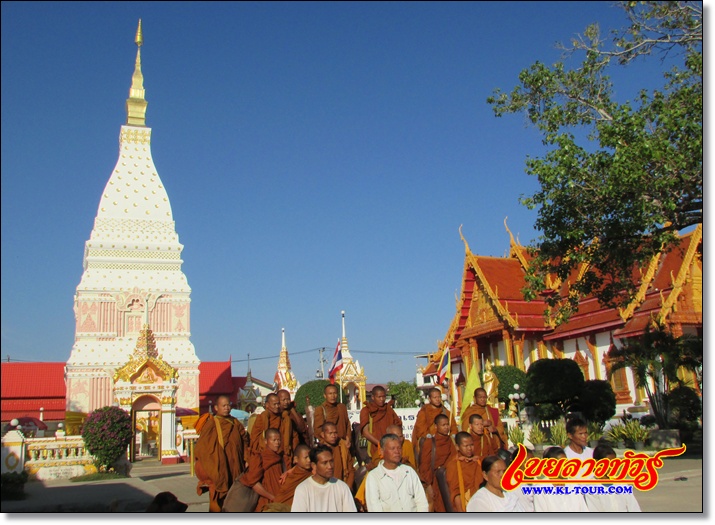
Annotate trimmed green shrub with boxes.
[81,406,133,471]
[667,386,701,425]
[526,359,584,416]
[1,471,29,500]
[491,365,528,405]
[294,379,330,415]
[387,381,421,408]
[577,380,616,425]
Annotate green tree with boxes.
[387,381,422,408]
[81,406,133,471]
[609,324,702,429]
[487,1,702,322]
[525,358,585,416]
[576,380,616,425]
[491,365,527,405]
[294,379,330,415]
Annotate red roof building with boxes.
[1,362,66,422]
[1,360,273,423]
[426,224,702,414]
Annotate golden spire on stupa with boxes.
[126,19,148,126]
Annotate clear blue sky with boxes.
[1,2,672,385]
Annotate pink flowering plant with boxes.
[81,406,133,470]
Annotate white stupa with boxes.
[65,21,200,418]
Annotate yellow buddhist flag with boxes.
[460,361,482,420]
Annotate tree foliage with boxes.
[488,1,702,322]
[609,324,702,429]
[81,406,133,471]
[575,379,617,425]
[491,365,528,404]
[294,379,330,415]
[387,380,422,408]
[525,358,585,416]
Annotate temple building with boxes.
[423,222,702,418]
[63,21,200,463]
[273,328,300,396]
[333,311,367,410]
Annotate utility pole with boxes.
[316,347,327,379]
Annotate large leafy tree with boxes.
[387,380,422,408]
[488,1,702,322]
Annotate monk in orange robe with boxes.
[322,421,355,490]
[194,395,250,512]
[412,387,457,459]
[418,414,456,512]
[238,428,285,512]
[271,444,312,509]
[460,387,507,449]
[278,389,308,461]
[445,432,483,512]
[467,413,499,458]
[250,393,293,468]
[359,385,401,461]
[313,383,352,444]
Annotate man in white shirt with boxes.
[564,417,593,459]
[365,433,429,512]
[585,444,641,512]
[291,444,357,512]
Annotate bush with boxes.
[547,419,569,447]
[666,386,701,425]
[507,423,525,445]
[526,359,584,415]
[577,380,616,425]
[294,379,330,415]
[1,471,29,501]
[535,402,563,422]
[81,406,133,471]
[491,365,528,405]
[387,381,421,408]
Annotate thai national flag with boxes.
[328,339,343,384]
[436,348,450,385]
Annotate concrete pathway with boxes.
[1,453,703,513]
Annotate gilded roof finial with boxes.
[126,19,148,126]
[135,18,143,46]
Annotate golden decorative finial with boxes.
[126,19,148,126]
[135,19,143,46]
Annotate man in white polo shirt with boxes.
[291,444,357,512]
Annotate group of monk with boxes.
[193,384,506,513]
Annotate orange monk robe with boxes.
[250,411,293,467]
[329,440,356,490]
[445,453,483,512]
[418,433,456,513]
[282,411,304,465]
[273,467,312,507]
[365,439,416,472]
[194,415,250,512]
[313,401,352,443]
[359,402,401,460]
[239,446,284,512]
[411,404,458,456]
[460,405,508,448]
[469,430,499,459]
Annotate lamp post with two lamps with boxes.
[508,384,527,424]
